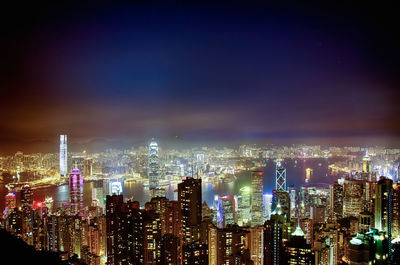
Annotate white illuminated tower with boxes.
[60,135,68,177]
[148,140,160,189]
[276,161,286,191]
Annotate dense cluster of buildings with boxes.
[1,136,400,264]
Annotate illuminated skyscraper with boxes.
[329,183,343,219]
[348,229,389,265]
[92,183,105,211]
[178,177,202,244]
[362,152,371,173]
[288,187,297,218]
[69,169,84,216]
[216,195,237,228]
[251,171,264,226]
[343,179,363,217]
[263,194,273,220]
[5,192,16,213]
[305,168,312,183]
[60,134,68,177]
[264,203,287,265]
[276,162,286,191]
[215,226,250,264]
[393,183,400,239]
[247,226,264,265]
[148,140,160,190]
[374,177,393,259]
[271,190,290,220]
[286,224,314,265]
[238,186,251,226]
[71,156,85,174]
[21,184,33,216]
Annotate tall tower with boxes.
[286,224,314,264]
[60,135,68,177]
[264,203,287,265]
[343,179,363,217]
[251,171,264,226]
[305,168,312,183]
[69,169,84,216]
[374,177,393,259]
[238,186,251,226]
[178,177,202,244]
[276,162,286,191]
[5,192,17,213]
[21,184,33,216]
[362,151,371,173]
[148,140,160,190]
[329,183,343,219]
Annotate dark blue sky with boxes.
[0,2,399,153]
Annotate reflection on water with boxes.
[0,157,344,211]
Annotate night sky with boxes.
[1,2,399,154]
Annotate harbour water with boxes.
[0,158,344,212]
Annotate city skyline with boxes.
[1,1,399,265]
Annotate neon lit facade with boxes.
[69,168,84,216]
[5,192,16,213]
[60,134,68,176]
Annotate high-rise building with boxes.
[21,184,33,216]
[263,194,273,220]
[343,179,363,217]
[71,156,85,175]
[329,183,343,219]
[276,162,286,191]
[286,224,314,265]
[247,226,264,265]
[311,206,325,224]
[305,168,312,183]
[84,158,93,178]
[264,203,287,265]
[271,190,290,220]
[178,177,202,244]
[288,187,297,218]
[214,226,250,265]
[92,183,105,211]
[216,195,237,228]
[359,211,373,233]
[60,134,68,177]
[106,195,161,265]
[392,182,400,239]
[5,192,16,213]
[238,186,251,226]
[148,140,160,190]
[160,234,179,265]
[69,169,84,216]
[182,241,208,265]
[374,177,393,258]
[299,187,311,218]
[362,152,371,173]
[251,171,264,226]
[348,229,389,265]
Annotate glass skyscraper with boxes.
[148,140,160,189]
[59,134,68,177]
[251,171,264,226]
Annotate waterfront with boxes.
[0,157,344,212]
